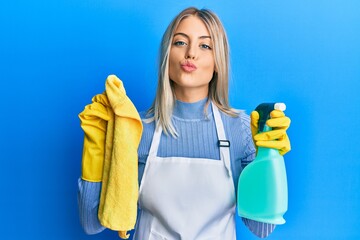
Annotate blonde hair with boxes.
[147,7,238,137]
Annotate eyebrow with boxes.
[173,32,211,39]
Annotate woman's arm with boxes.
[77,178,106,235]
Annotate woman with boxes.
[78,7,291,239]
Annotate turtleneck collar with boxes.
[172,97,212,120]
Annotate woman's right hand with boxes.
[79,94,110,182]
[250,110,291,156]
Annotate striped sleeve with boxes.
[77,178,106,235]
[242,218,276,238]
[240,113,256,169]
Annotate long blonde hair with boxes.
[147,7,238,137]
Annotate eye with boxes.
[200,44,212,50]
[174,40,187,46]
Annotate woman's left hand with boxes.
[250,110,291,155]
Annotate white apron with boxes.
[133,103,236,240]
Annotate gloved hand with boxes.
[79,94,110,182]
[250,109,291,155]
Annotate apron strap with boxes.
[211,102,232,178]
[148,122,162,158]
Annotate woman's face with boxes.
[169,15,215,102]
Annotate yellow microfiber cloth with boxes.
[79,75,143,238]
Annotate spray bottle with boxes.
[237,103,288,224]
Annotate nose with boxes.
[185,43,197,59]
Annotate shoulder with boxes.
[138,110,156,134]
[220,109,255,163]
[139,110,152,119]
[219,109,251,133]
[219,109,253,152]
[137,110,156,160]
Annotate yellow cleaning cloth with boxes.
[100,75,143,238]
[79,75,143,238]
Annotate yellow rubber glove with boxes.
[250,109,291,155]
[79,94,110,182]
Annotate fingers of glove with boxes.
[250,111,260,137]
[266,110,291,129]
[280,134,291,155]
[256,140,290,155]
[80,103,110,122]
[255,140,283,149]
[266,116,291,129]
[255,134,291,155]
[254,129,287,141]
[270,109,285,118]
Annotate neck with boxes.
[173,85,209,103]
[173,97,211,120]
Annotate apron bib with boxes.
[134,103,236,240]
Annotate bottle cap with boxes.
[274,103,286,111]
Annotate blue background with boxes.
[1,0,359,239]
